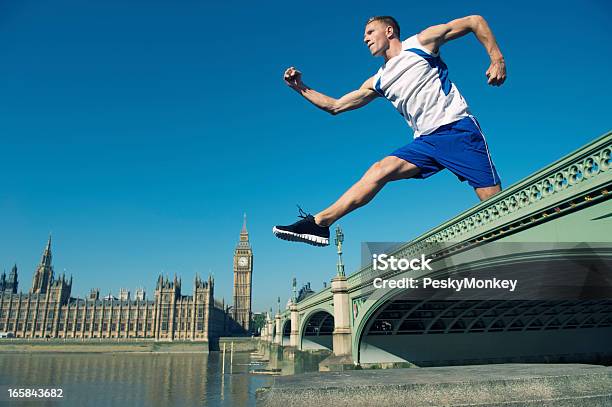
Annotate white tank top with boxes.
[372,34,471,138]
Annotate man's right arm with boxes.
[284,67,379,115]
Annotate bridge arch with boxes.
[354,292,612,366]
[299,308,334,351]
[281,318,291,346]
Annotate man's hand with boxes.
[486,58,506,86]
[284,66,303,89]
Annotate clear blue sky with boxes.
[1,0,610,311]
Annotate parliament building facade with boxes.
[0,219,253,341]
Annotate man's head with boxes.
[364,16,401,57]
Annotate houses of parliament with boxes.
[0,217,253,341]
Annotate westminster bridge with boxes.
[260,132,612,369]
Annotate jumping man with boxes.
[273,15,506,247]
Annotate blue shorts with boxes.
[390,116,501,188]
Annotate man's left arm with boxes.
[417,15,506,86]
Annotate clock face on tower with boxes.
[238,257,248,267]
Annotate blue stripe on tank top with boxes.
[406,48,452,95]
[374,76,383,96]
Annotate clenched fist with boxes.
[284,66,303,89]
[486,58,506,86]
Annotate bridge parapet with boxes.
[292,284,333,313]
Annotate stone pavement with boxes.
[256,364,612,406]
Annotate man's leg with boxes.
[475,185,501,201]
[314,156,420,227]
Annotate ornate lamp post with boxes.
[335,226,345,277]
[289,278,300,347]
[274,298,282,345]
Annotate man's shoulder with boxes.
[403,34,439,56]
[401,34,420,50]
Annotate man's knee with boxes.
[475,184,502,201]
[365,161,393,183]
[365,157,418,183]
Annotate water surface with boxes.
[0,352,272,406]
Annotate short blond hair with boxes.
[366,16,400,38]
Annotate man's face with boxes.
[364,21,390,57]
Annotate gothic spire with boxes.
[238,213,250,246]
[241,213,248,234]
[41,234,52,267]
[31,236,53,294]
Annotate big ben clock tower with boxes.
[233,214,253,332]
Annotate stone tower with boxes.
[232,214,253,332]
[31,235,54,294]
[154,274,182,341]
[0,264,18,293]
[193,274,214,340]
[6,264,18,293]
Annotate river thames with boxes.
[0,352,272,406]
